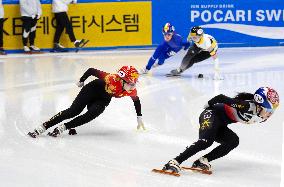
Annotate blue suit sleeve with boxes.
[182,41,192,50]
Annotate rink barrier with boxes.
[4,45,155,54]
[152,0,284,47]
[2,2,152,51]
[2,0,149,4]
[4,42,284,54]
[2,0,284,52]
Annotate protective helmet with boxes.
[162,23,175,35]
[117,66,139,84]
[254,87,279,112]
[190,26,204,37]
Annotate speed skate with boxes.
[152,166,212,177]
[152,169,180,177]
[181,166,212,175]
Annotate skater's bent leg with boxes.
[175,139,214,164]
[43,88,92,129]
[145,44,167,70]
[179,45,202,72]
[157,58,165,66]
[204,127,239,162]
[175,109,220,164]
[157,51,170,66]
[64,102,108,129]
[190,51,211,64]
[43,104,85,129]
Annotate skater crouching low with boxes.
[161,87,279,174]
[28,66,145,138]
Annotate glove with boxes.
[31,14,36,19]
[136,116,146,130]
[76,81,84,87]
[36,14,41,19]
[68,128,77,135]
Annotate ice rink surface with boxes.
[0,47,283,187]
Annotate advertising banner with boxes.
[3,2,152,50]
[190,0,284,47]
[2,0,146,4]
[152,0,284,47]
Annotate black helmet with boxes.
[190,26,203,36]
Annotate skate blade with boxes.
[76,39,90,53]
[27,132,37,138]
[47,132,58,137]
[182,166,212,175]
[47,132,53,137]
[152,169,180,177]
[82,39,89,45]
[165,73,181,77]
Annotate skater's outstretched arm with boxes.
[131,96,142,116]
[131,95,145,130]
[79,68,108,82]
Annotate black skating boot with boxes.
[192,157,211,171]
[27,124,46,138]
[48,124,66,137]
[163,159,181,173]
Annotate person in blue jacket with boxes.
[139,23,190,74]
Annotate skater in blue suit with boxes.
[139,23,191,74]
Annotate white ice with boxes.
[0,47,283,187]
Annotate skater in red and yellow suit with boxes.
[28,66,145,138]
